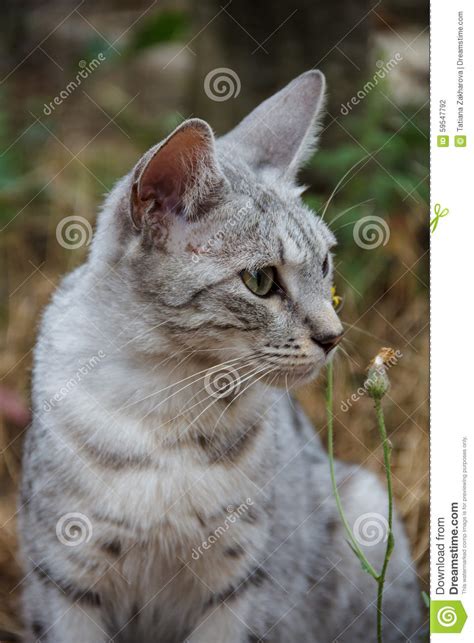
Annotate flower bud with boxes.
[365,349,395,400]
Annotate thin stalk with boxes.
[374,398,395,643]
[326,359,396,643]
[326,361,379,580]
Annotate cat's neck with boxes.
[114,349,273,442]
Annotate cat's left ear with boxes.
[130,118,225,229]
[220,70,325,182]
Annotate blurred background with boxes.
[0,0,429,636]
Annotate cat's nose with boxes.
[311,332,344,354]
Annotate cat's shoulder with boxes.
[33,263,93,372]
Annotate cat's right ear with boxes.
[220,70,326,182]
[130,119,225,230]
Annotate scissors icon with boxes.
[430,203,449,233]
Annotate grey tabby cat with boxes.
[19,71,423,642]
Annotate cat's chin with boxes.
[263,365,322,389]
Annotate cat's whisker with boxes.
[173,388,229,442]
[151,348,196,372]
[209,364,279,436]
[337,344,360,372]
[172,359,267,427]
[333,219,369,234]
[320,153,372,220]
[117,319,170,350]
[148,336,260,372]
[154,343,255,369]
[158,359,265,432]
[188,364,278,445]
[339,336,362,359]
[142,362,262,438]
[153,348,199,377]
[150,344,254,376]
[117,353,255,413]
[112,351,192,417]
[341,320,393,345]
[327,198,375,228]
[135,357,264,442]
[206,366,279,447]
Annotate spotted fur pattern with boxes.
[19,72,423,642]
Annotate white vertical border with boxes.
[431,0,471,638]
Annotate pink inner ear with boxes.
[138,127,210,212]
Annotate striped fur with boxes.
[19,72,422,642]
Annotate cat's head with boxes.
[103,70,343,387]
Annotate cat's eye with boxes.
[322,254,329,278]
[241,267,276,297]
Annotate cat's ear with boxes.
[130,119,225,229]
[220,70,325,181]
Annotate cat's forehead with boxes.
[217,154,335,264]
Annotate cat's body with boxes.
[19,72,422,642]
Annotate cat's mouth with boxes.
[257,343,340,388]
[260,360,323,388]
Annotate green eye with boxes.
[241,267,276,297]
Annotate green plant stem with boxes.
[326,361,378,580]
[374,397,395,643]
[326,362,396,643]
